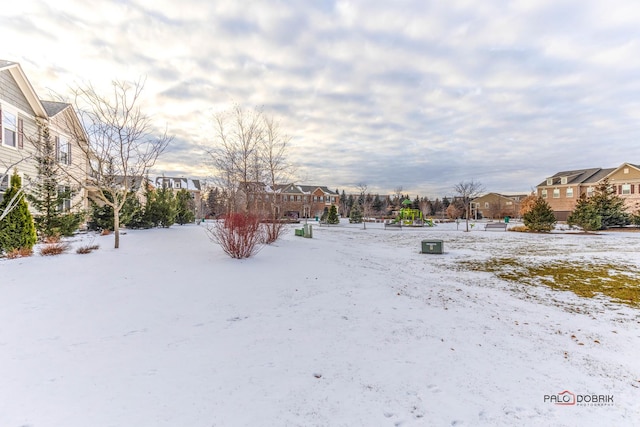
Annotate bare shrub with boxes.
[262,220,286,244]
[5,247,33,259]
[76,244,100,254]
[43,234,61,244]
[206,213,264,259]
[508,225,529,232]
[39,242,70,256]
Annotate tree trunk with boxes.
[114,207,120,249]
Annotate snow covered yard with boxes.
[1,222,639,426]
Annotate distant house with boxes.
[154,176,203,218]
[1,60,89,212]
[472,192,530,220]
[535,163,640,221]
[238,182,339,219]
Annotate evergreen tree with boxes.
[0,172,37,253]
[372,194,383,213]
[567,194,602,232]
[87,192,142,231]
[26,125,84,237]
[589,178,629,229]
[349,203,363,223]
[523,197,556,232]
[326,204,340,224]
[148,184,176,227]
[175,189,195,225]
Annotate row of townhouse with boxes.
[1,60,89,211]
[535,163,640,221]
[240,183,339,219]
[471,192,530,220]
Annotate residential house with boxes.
[154,176,203,218]
[536,163,640,221]
[472,192,530,220]
[0,60,89,211]
[238,182,339,219]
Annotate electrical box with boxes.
[421,239,443,254]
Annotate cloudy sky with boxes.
[3,0,640,197]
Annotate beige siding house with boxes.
[0,60,88,212]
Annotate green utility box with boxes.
[421,239,443,254]
[295,228,304,237]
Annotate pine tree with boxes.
[175,189,195,225]
[567,194,602,232]
[26,125,84,237]
[523,196,556,232]
[0,172,37,253]
[326,204,340,224]
[589,178,629,229]
[148,184,176,227]
[349,203,363,223]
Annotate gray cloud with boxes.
[4,0,640,196]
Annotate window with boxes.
[542,189,548,199]
[622,184,631,195]
[484,202,489,208]
[561,177,567,185]
[174,181,181,189]
[2,110,17,147]
[58,185,71,212]
[566,187,573,198]
[58,136,71,165]
[552,189,560,198]
[624,168,629,174]
[506,201,513,206]
[546,178,553,185]
[587,187,594,197]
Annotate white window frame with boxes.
[546,178,553,185]
[561,176,567,185]
[621,184,631,195]
[552,188,560,198]
[586,187,594,197]
[2,108,18,148]
[541,189,548,199]
[58,185,72,212]
[566,187,573,198]
[58,135,70,165]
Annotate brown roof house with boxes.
[535,163,640,221]
[471,192,530,220]
[154,176,204,218]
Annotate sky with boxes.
[3,0,640,198]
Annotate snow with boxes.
[1,220,639,426]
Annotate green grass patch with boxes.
[459,257,640,307]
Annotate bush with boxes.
[39,242,70,256]
[206,213,264,259]
[76,244,100,254]
[5,247,33,259]
[262,220,286,244]
[508,225,529,232]
[0,172,37,254]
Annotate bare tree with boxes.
[356,183,371,229]
[208,105,265,213]
[0,155,33,222]
[66,78,171,248]
[453,180,485,231]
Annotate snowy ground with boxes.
[1,220,639,427]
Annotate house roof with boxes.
[0,60,48,117]
[538,167,606,187]
[40,100,71,117]
[155,176,201,191]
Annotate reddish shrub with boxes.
[206,213,264,259]
[262,221,286,244]
[5,247,33,259]
[39,242,70,256]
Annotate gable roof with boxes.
[40,100,71,117]
[0,60,48,117]
[538,168,607,186]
